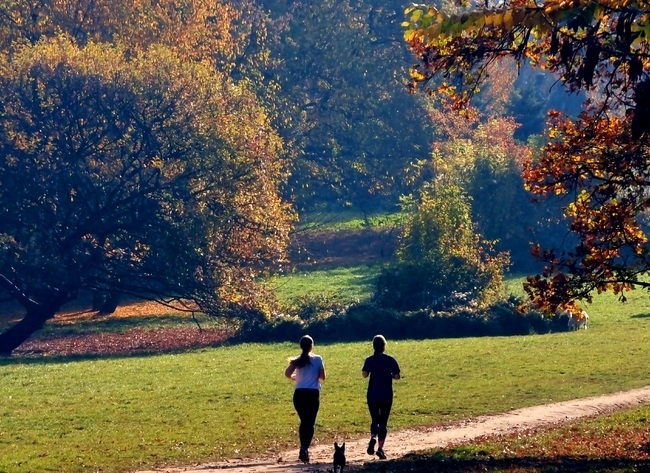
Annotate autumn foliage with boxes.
[0,1,293,353]
[403,0,650,310]
[521,105,650,309]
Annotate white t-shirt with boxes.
[294,354,324,390]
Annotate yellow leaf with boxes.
[404,30,417,42]
[410,66,427,81]
[404,5,418,15]
[504,10,514,29]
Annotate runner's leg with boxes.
[377,400,393,448]
[293,389,320,448]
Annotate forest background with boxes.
[0,0,601,353]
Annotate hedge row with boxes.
[237,299,569,343]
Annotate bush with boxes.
[236,299,554,343]
[374,262,496,311]
[486,300,549,335]
[375,184,510,312]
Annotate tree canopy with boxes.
[0,2,293,354]
[259,0,434,212]
[403,0,650,311]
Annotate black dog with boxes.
[333,442,346,473]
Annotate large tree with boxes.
[403,0,650,311]
[421,101,567,269]
[0,0,250,64]
[0,38,293,354]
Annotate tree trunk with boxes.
[92,291,105,311]
[0,304,59,355]
[97,292,121,315]
[92,291,121,314]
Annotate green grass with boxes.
[1,279,650,472]
[267,268,537,310]
[298,209,406,232]
[266,264,380,306]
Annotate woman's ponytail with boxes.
[291,335,314,368]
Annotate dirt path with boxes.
[137,385,650,473]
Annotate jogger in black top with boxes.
[362,334,400,459]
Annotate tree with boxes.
[0,0,274,100]
[0,38,293,354]
[422,101,566,269]
[406,97,568,271]
[374,182,510,311]
[403,0,650,311]
[0,0,245,63]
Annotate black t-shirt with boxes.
[362,353,400,403]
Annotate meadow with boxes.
[1,272,649,472]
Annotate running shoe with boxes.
[367,437,376,455]
[298,447,309,463]
[376,448,386,460]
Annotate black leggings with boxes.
[293,388,320,448]
[368,400,392,441]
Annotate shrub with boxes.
[374,184,510,311]
[236,299,553,343]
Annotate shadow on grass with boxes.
[630,313,650,319]
[3,311,223,337]
[354,451,650,473]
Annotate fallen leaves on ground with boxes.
[13,326,233,357]
[359,424,650,472]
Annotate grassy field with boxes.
[266,264,380,306]
[1,274,649,473]
[296,209,406,232]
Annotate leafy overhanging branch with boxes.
[404,0,650,112]
[403,0,650,309]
